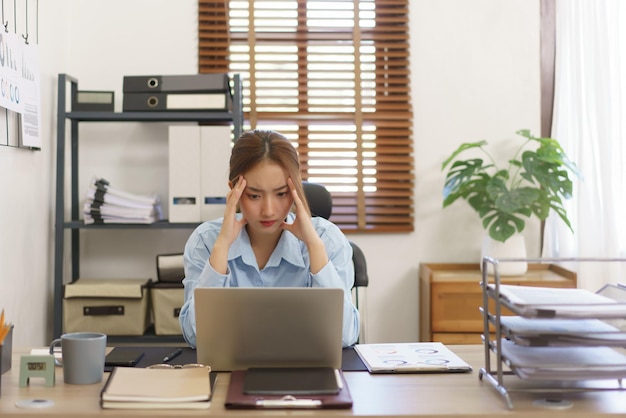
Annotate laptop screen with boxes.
[194,287,344,371]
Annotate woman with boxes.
[179,129,360,347]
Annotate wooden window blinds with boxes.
[199,0,413,232]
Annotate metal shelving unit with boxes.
[53,73,243,342]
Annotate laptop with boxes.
[194,287,344,372]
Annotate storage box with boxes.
[150,282,185,335]
[72,90,115,112]
[63,279,151,336]
[156,253,184,283]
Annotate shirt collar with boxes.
[227,213,306,269]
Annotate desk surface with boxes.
[2,345,626,417]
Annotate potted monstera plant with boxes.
[441,129,579,273]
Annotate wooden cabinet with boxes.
[419,263,577,344]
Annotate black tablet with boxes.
[243,367,340,395]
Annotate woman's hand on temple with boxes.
[282,178,320,247]
[218,176,248,246]
[210,176,248,275]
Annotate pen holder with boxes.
[0,325,13,398]
[1,325,13,375]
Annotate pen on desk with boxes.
[163,348,183,363]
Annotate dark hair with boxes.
[230,130,310,215]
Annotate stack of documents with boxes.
[487,284,626,318]
[83,178,162,224]
[498,316,626,347]
[500,338,626,381]
[101,366,212,409]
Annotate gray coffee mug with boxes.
[49,332,107,384]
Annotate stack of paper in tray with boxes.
[83,178,162,224]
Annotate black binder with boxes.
[122,92,230,112]
[123,74,229,93]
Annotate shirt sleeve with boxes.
[310,219,361,347]
[179,222,228,348]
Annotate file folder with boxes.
[123,74,229,93]
[200,126,231,221]
[123,92,228,112]
[168,126,201,222]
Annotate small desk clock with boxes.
[19,354,55,387]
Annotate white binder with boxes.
[200,126,231,221]
[168,126,201,222]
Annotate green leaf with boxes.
[495,215,526,241]
[547,195,574,232]
[442,159,485,199]
[441,141,488,170]
[515,129,532,139]
[468,192,495,214]
[483,211,526,242]
[528,189,551,220]
[495,187,539,213]
[522,153,574,199]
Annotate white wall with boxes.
[356,0,541,342]
[58,0,199,284]
[0,0,540,347]
[0,0,69,347]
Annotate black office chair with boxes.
[302,181,369,342]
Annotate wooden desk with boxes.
[1,345,625,417]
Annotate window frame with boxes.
[199,0,414,233]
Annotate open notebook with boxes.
[354,342,472,373]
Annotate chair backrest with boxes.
[302,181,333,220]
[350,242,369,288]
[301,181,369,290]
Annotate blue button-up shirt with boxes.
[179,213,360,348]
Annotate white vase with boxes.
[480,234,528,276]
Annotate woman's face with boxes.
[238,160,294,237]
